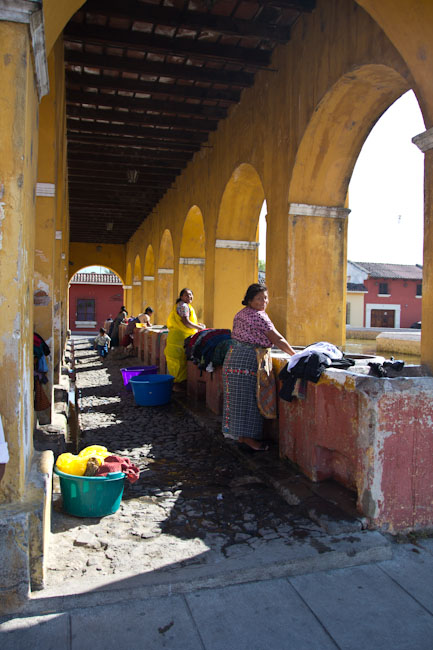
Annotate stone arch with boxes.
[67,266,125,332]
[157,230,174,325]
[143,245,155,315]
[214,164,265,328]
[132,254,142,316]
[179,206,206,322]
[286,64,410,345]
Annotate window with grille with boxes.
[416,283,422,297]
[378,282,389,295]
[76,299,95,321]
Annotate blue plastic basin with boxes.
[53,467,125,517]
[129,374,174,406]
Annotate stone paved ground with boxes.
[46,336,369,587]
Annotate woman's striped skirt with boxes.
[222,340,263,441]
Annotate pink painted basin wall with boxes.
[277,363,433,533]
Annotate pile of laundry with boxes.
[56,445,140,483]
[185,328,232,372]
[279,341,355,402]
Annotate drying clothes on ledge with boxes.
[279,341,355,402]
[185,328,232,370]
[95,455,140,483]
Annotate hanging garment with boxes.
[256,347,277,419]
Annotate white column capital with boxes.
[412,127,433,153]
[123,285,132,290]
[158,268,174,274]
[289,203,350,219]
[179,257,205,265]
[133,280,141,286]
[0,0,49,100]
[143,275,154,281]
[215,239,259,250]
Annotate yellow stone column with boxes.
[143,274,155,313]
[413,127,433,371]
[286,204,349,347]
[34,54,59,421]
[123,285,133,315]
[132,279,142,315]
[0,20,40,502]
[157,268,174,325]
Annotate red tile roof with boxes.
[351,262,422,280]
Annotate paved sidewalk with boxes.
[2,540,433,649]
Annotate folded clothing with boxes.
[95,455,140,483]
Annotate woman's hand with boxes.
[266,328,296,355]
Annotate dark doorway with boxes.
[371,309,395,328]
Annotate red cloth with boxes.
[95,455,140,483]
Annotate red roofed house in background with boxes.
[347,261,422,328]
[69,272,124,334]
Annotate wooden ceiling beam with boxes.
[67,132,201,153]
[66,70,241,103]
[63,23,271,68]
[68,167,176,182]
[67,145,190,163]
[66,89,228,120]
[66,104,217,133]
[80,0,292,43]
[67,118,208,143]
[64,50,254,88]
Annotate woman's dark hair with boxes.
[176,288,192,304]
[100,327,106,334]
[242,283,267,306]
[145,306,153,314]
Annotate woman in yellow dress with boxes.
[165,288,205,387]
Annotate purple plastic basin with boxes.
[120,366,158,390]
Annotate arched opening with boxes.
[214,163,265,328]
[143,245,155,315]
[179,206,206,322]
[287,64,410,346]
[257,202,267,284]
[68,264,124,334]
[157,230,174,325]
[346,90,425,342]
[132,255,142,316]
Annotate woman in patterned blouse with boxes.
[222,283,295,451]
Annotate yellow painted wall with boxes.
[69,243,126,283]
[43,0,85,56]
[0,22,39,502]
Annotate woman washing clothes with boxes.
[222,283,295,451]
[165,288,205,390]
[109,307,127,348]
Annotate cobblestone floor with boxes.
[46,337,357,587]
